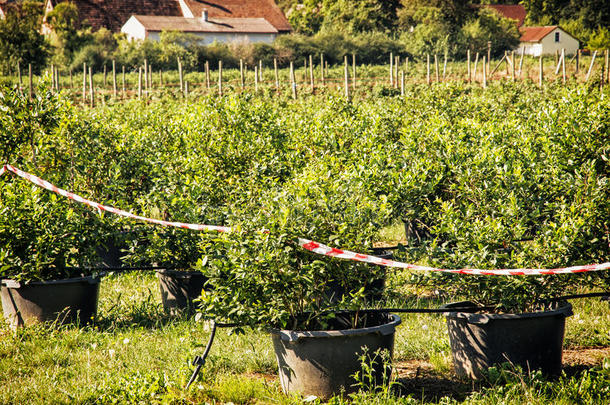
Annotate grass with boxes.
[0,271,608,404]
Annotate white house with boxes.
[519,26,579,56]
[121,12,279,44]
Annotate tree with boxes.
[46,2,91,65]
[588,26,610,50]
[460,8,520,57]
[0,0,49,73]
[320,0,399,33]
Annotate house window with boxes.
[555,32,560,42]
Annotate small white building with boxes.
[519,26,579,56]
[121,13,279,44]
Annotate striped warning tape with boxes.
[0,164,231,232]
[2,164,608,275]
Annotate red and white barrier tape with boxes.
[0,164,231,232]
[298,238,610,276]
[2,164,608,276]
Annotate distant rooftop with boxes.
[482,4,527,27]
[520,26,560,42]
[130,15,278,34]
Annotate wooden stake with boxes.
[442,53,447,80]
[490,53,506,76]
[17,61,22,92]
[205,61,210,89]
[28,64,33,100]
[82,63,87,103]
[122,66,126,98]
[554,50,564,75]
[255,66,259,91]
[178,58,183,92]
[274,58,279,90]
[89,67,94,107]
[390,52,393,86]
[561,49,566,84]
[434,54,439,82]
[138,67,142,100]
[576,49,580,75]
[473,53,479,82]
[585,50,597,82]
[511,51,515,81]
[605,49,609,84]
[467,49,471,83]
[482,56,487,88]
[518,47,524,77]
[184,81,188,98]
[352,53,356,89]
[426,54,430,84]
[395,56,399,87]
[539,54,544,87]
[290,61,296,99]
[344,55,349,99]
[259,60,263,82]
[103,64,107,86]
[112,60,117,98]
[320,53,325,85]
[309,54,314,92]
[218,60,223,96]
[400,70,404,96]
[240,59,244,88]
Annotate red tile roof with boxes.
[46,0,183,32]
[45,0,290,33]
[483,4,527,27]
[520,26,558,42]
[131,15,278,34]
[182,0,291,33]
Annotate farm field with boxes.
[1,77,609,403]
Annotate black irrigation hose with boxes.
[186,320,217,389]
[66,265,181,272]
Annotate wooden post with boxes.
[320,53,325,85]
[395,56,399,87]
[426,54,430,84]
[434,54,439,82]
[56,67,60,91]
[184,81,189,98]
[518,47,524,77]
[50,64,54,91]
[178,58,183,92]
[352,53,356,90]
[122,66,126,98]
[89,67,94,107]
[473,53,479,82]
[254,66,259,91]
[467,49,471,83]
[240,59,244,88]
[442,53,447,80]
[138,67,142,100]
[205,61,210,89]
[554,50,564,75]
[482,56,487,88]
[585,50,597,82]
[69,69,73,88]
[290,61,296,99]
[103,64,107,87]
[274,58,279,90]
[257,60,261,82]
[561,49,566,84]
[555,49,559,66]
[28,64,33,100]
[539,54,544,87]
[405,57,409,75]
[400,70,404,96]
[505,51,510,75]
[487,41,491,74]
[17,61,22,92]
[606,49,610,84]
[218,60,223,96]
[112,60,117,98]
[576,49,580,75]
[390,52,393,86]
[309,54,314,92]
[490,53,506,76]
[511,51,515,81]
[149,65,152,93]
[82,63,87,103]
[344,55,349,99]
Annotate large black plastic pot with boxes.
[271,312,401,399]
[156,269,207,316]
[443,301,573,379]
[0,276,100,328]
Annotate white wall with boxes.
[144,31,276,44]
[519,27,579,57]
[121,17,147,41]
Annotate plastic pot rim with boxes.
[270,312,402,342]
[1,275,101,289]
[442,301,573,324]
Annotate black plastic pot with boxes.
[156,269,207,316]
[443,301,573,379]
[271,311,401,399]
[0,276,100,328]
